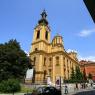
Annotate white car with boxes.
[92,83,95,89]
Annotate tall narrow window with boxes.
[49,69,51,76]
[44,57,46,66]
[45,31,48,40]
[34,57,36,65]
[56,56,59,66]
[36,30,40,39]
[49,58,52,67]
[44,70,47,82]
[35,48,38,51]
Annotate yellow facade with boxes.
[29,10,79,84]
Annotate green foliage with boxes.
[69,66,84,83]
[75,66,83,81]
[0,39,31,82]
[70,67,76,80]
[0,79,21,93]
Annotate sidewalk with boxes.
[63,87,94,95]
[0,93,25,95]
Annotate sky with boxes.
[0,0,95,61]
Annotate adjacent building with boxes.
[80,60,95,81]
[29,10,79,84]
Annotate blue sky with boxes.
[0,0,95,61]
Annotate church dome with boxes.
[52,34,63,47]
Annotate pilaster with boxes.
[52,56,56,84]
[60,55,64,78]
[39,54,43,71]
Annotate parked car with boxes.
[24,86,61,95]
[36,86,61,95]
[92,83,95,89]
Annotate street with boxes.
[74,90,95,95]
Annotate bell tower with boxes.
[31,10,51,53]
[29,10,51,84]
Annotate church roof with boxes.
[38,10,48,25]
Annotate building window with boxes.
[49,69,51,76]
[67,63,69,68]
[36,30,40,39]
[64,68,66,72]
[64,69,66,80]
[67,59,68,63]
[45,31,48,40]
[70,61,71,68]
[63,57,65,67]
[56,56,59,66]
[63,57,65,60]
[44,70,47,81]
[35,48,38,51]
[34,57,36,65]
[49,58,52,67]
[64,64,66,67]
[44,57,46,66]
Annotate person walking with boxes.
[76,83,78,90]
[64,85,68,94]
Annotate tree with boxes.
[0,39,31,82]
[75,66,83,82]
[83,68,87,81]
[88,73,92,79]
[70,67,76,80]
[70,66,83,83]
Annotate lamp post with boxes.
[55,76,62,94]
[59,76,62,95]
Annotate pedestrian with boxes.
[64,85,68,94]
[81,83,83,89]
[76,83,78,90]
[85,82,88,88]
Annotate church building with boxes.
[29,10,79,84]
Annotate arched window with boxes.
[45,31,48,40]
[36,30,40,39]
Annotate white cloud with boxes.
[24,51,29,56]
[78,55,95,62]
[67,49,77,53]
[78,29,95,37]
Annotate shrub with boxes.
[0,79,21,93]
